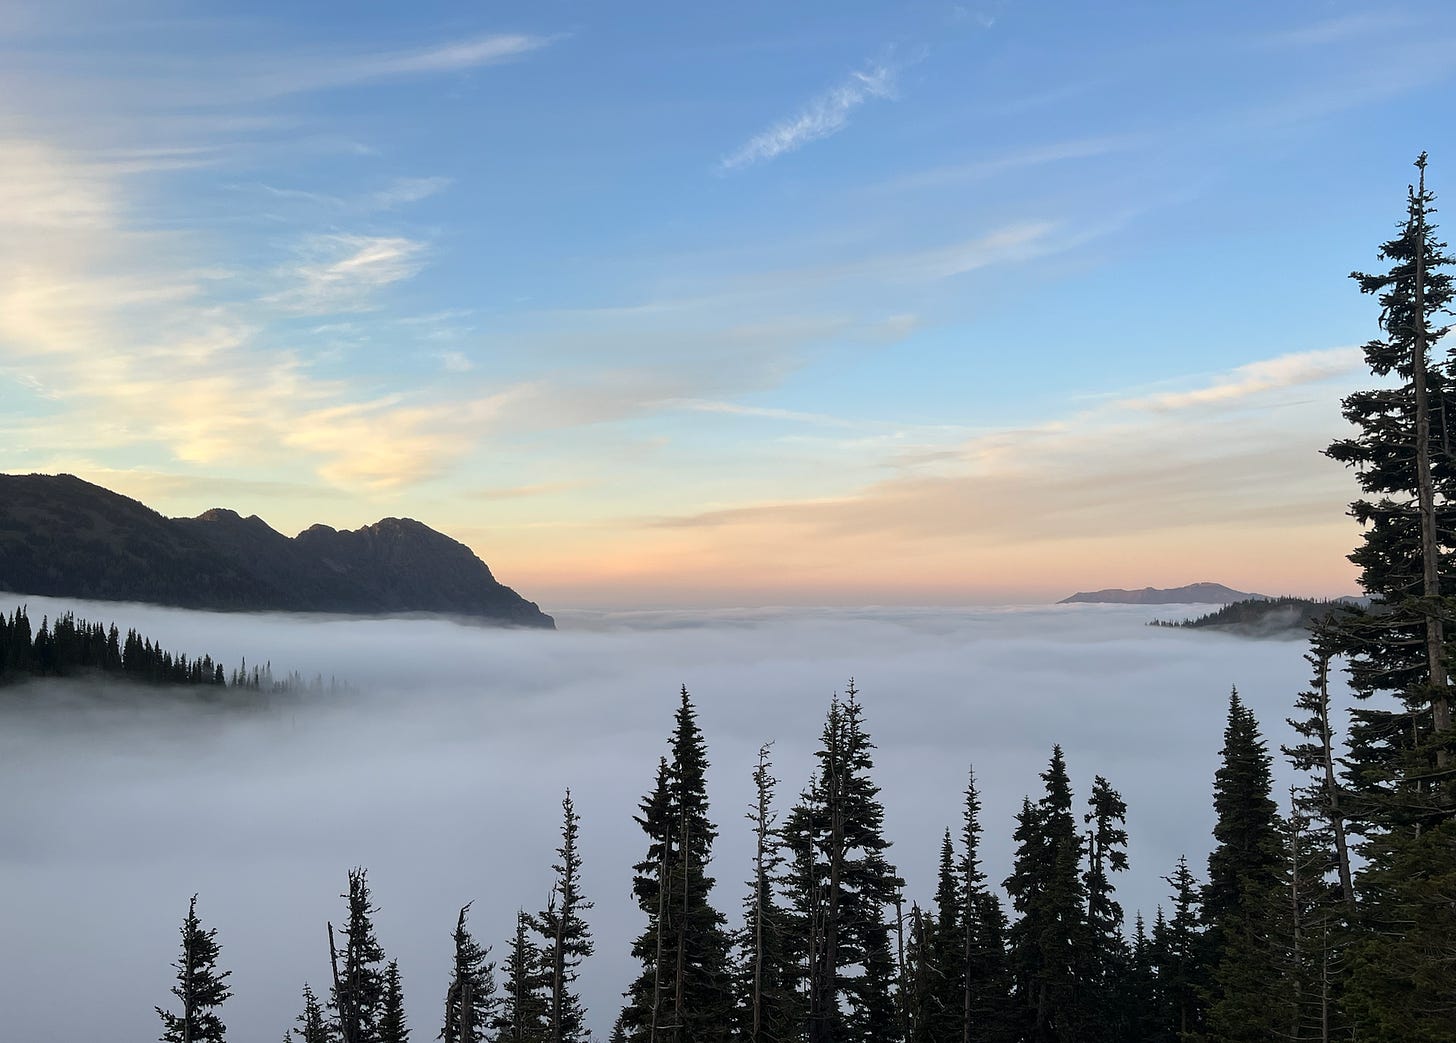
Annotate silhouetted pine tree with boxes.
[330,869,388,1043]
[735,743,798,1043]
[1121,914,1159,1043]
[1203,689,1287,1041]
[622,686,734,1042]
[784,683,904,1043]
[1327,154,1456,1041]
[442,903,496,1043]
[1004,747,1087,1043]
[379,961,409,1043]
[1154,857,1204,1040]
[960,768,1013,1043]
[291,984,329,1043]
[904,902,936,1043]
[493,911,548,1043]
[533,791,593,1043]
[1082,775,1129,1042]
[157,894,232,1043]
[1283,626,1356,914]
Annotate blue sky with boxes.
[2,1,1455,605]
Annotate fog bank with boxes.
[0,595,1325,1041]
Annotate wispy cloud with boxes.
[642,345,1368,600]
[720,61,897,171]
[248,33,553,99]
[370,176,452,209]
[880,136,1140,193]
[1117,348,1363,412]
[271,235,427,314]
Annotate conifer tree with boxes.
[1121,914,1159,1043]
[622,687,734,1042]
[1327,153,1456,1040]
[959,768,1013,1043]
[904,902,936,1043]
[784,683,904,1043]
[330,869,389,1043]
[533,791,593,1043]
[736,743,797,1043]
[1278,791,1353,1042]
[1154,857,1204,1040]
[608,1015,629,1043]
[292,984,329,1043]
[1203,689,1286,1041]
[921,830,963,1043]
[1283,626,1356,912]
[1003,747,1087,1043]
[442,904,496,1043]
[157,894,232,1043]
[1081,776,1129,1042]
[494,911,548,1043]
[380,961,409,1043]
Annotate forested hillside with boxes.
[0,605,329,692]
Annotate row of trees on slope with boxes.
[0,604,338,692]
[153,153,1456,1041]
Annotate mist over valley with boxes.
[0,595,1320,1041]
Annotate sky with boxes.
[3,0,1456,607]
[0,595,1325,1040]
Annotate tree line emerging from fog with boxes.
[133,152,1456,1041]
[0,605,338,692]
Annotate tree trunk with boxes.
[328,922,351,1043]
[1412,152,1451,763]
[673,810,689,1043]
[1312,649,1356,911]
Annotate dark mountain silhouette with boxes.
[0,473,553,627]
[1058,582,1267,605]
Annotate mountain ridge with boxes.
[0,473,553,627]
[1059,582,1268,605]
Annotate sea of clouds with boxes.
[0,595,1334,1041]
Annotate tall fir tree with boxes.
[921,830,964,1043]
[494,911,549,1043]
[1121,914,1159,1043]
[1327,153,1456,1041]
[960,768,1014,1043]
[784,683,905,1043]
[1154,857,1204,1041]
[1081,776,1129,1043]
[1203,689,1287,1042]
[379,961,409,1043]
[735,743,798,1043]
[330,869,389,1043]
[1283,624,1356,913]
[292,984,329,1043]
[623,686,734,1042]
[533,790,594,1043]
[157,894,232,1043]
[442,903,497,1043]
[1003,747,1088,1043]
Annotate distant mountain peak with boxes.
[0,473,553,628]
[1059,582,1268,605]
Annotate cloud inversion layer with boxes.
[0,596,1323,1040]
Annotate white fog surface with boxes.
[0,595,1332,1041]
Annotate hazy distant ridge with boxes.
[0,474,553,627]
[1059,582,1267,605]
